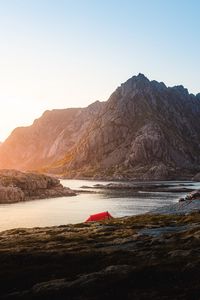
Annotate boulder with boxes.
[185,189,200,200]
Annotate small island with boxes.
[0,169,76,204]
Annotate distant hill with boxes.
[0,74,200,180]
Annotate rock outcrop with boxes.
[0,212,200,299]
[85,182,194,193]
[0,170,76,203]
[185,189,200,200]
[152,199,200,215]
[0,74,200,180]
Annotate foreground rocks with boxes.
[0,212,199,299]
[0,169,76,203]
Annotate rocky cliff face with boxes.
[50,74,200,179]
[0,74,200,180]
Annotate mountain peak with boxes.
[131,73,150,83]
[0,74,200,180]
[137,73,149,80]
[196,93,200,100]
[119,73,150,97]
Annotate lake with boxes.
[0,179,199,232]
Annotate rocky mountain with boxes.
[0,101,104,170]
[0,74,200,180]
[48,74,200,179]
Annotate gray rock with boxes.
[60,74,200,179]
[185,189,200,200]
[0,74,200,180]
[151,199,200,215]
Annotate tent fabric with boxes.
[85,211,113,222]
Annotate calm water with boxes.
[0,179,199,232]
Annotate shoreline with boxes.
[1,179,199,233]
[1,198,200,234]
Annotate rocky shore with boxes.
[152,199,200,215]
[0,169,76,204]
[81,182,195,193]
[0,210,200,299]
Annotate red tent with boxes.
[85,211,113,222]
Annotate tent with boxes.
[85,211,113,222]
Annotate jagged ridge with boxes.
[48,74,200,179]
[0,74,200,180]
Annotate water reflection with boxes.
[0,179,199,231]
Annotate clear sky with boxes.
[0,0,200,141]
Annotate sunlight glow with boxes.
[0,0,200,140]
